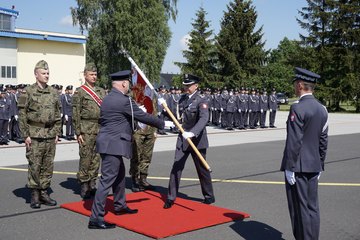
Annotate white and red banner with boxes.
[131,66,154,114]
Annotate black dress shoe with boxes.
[114,207,138,215]
[88,221,116,229]
[30,202,41,209]
[202,198,215,204]
[163,199,174,209]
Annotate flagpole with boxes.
[121,48,212,172]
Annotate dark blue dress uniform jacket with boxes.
[177,91,209,151]
[281,94,328,173]
[96,88,164,159]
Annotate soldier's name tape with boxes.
[1,167,359,187]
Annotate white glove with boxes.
[249,109,252,113]
[270,109,272,113]
[61,113,63,118]
[260,109,264,113]
[139,105,147,112]
[14,115,18,121]
[9,118,11,122]
[158,97,166,106]
[317,172,321,180]
[182,131,195,140]
[238,109,241,113]
[220,108,223,112]
[65,115,68,121]
[214,108,217,111]
[285,170,296,185]
[211,107,214,110]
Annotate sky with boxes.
[2,0,307,73]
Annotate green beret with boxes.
[34,60,49,71]
[84,63,97,72]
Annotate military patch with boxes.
[201,103,208,109]
[290,112,295,122]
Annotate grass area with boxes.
[278,99,357,113]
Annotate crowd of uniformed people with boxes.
[0,83,75,145]
[157,85,279,134]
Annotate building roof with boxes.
[0,7,19,17]
[0,28,86,44]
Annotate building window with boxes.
[0,14,11,31]
[1,65,17,79]
[1,66,5,78]
[12,66,16,78]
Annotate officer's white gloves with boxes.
[220,108,224,112]
[238,109,241,113]
[211,107,214,110]
[139,105,147,112]
[61,113,63,118]
[249,109,252,113]
[285,170,296,185]
[14,115,18,121]
[182,131,195,140]
[65,115,68,121]
[317,172,321,180]
[158,97,166,106]
[260,109,264,113]
[270,109,273,113]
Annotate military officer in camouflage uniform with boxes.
[73,63,106,199]
[18,60,61,209]
[130,98,158,192]
[0,89,11,145]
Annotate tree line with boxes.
[71,0,360,112]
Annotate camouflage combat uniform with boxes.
[129,98,158,191]
[72,84,105,187]
[18,83,62,190]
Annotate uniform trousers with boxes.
[90,154,127,222]
[285,172,320,240]
[260,111,267,127]
[77,133,100,183]
[167,147,214,201]
[0,119,9,143]
[65,116,74,137]
[9,117,21,140]
[26,138,56,189]
[269,110,276,127]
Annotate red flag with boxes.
[131,66,154,114]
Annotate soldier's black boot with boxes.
[89,179,97,196]
[30,189,41,209]
[80,182,90,199]
[139,174,155,191]
[131,176,140,192]
[39,190,57,206]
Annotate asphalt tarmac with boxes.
[0,112,359,240]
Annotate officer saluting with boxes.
[163,74,215,209]
[281,67,328,240]
[88,70,165,229]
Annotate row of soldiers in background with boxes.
[0,83,26,145]
[156,85,278,134]
[0,83,75,145]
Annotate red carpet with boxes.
[61,191,250,239]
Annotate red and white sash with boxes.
[80,85,102,107]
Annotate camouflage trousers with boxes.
[26,138,56,189]
[129,132,156,177]
[77,133,100,183]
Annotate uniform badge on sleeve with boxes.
[290,113,295,122]
[201,103,208,109]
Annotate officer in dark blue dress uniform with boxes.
[280,67,328,240]
[163,74,215,209]
[88,70,165,229]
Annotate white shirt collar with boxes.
[299,92,313,99]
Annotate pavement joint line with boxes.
[1,166,359,187]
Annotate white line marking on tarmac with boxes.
[1,167,359,187]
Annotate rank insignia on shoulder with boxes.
[201,103,208,109]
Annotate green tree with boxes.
[71,0,174,87]
[216,0,266,88]
[297,0,360,111]
[175,7,218,88]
